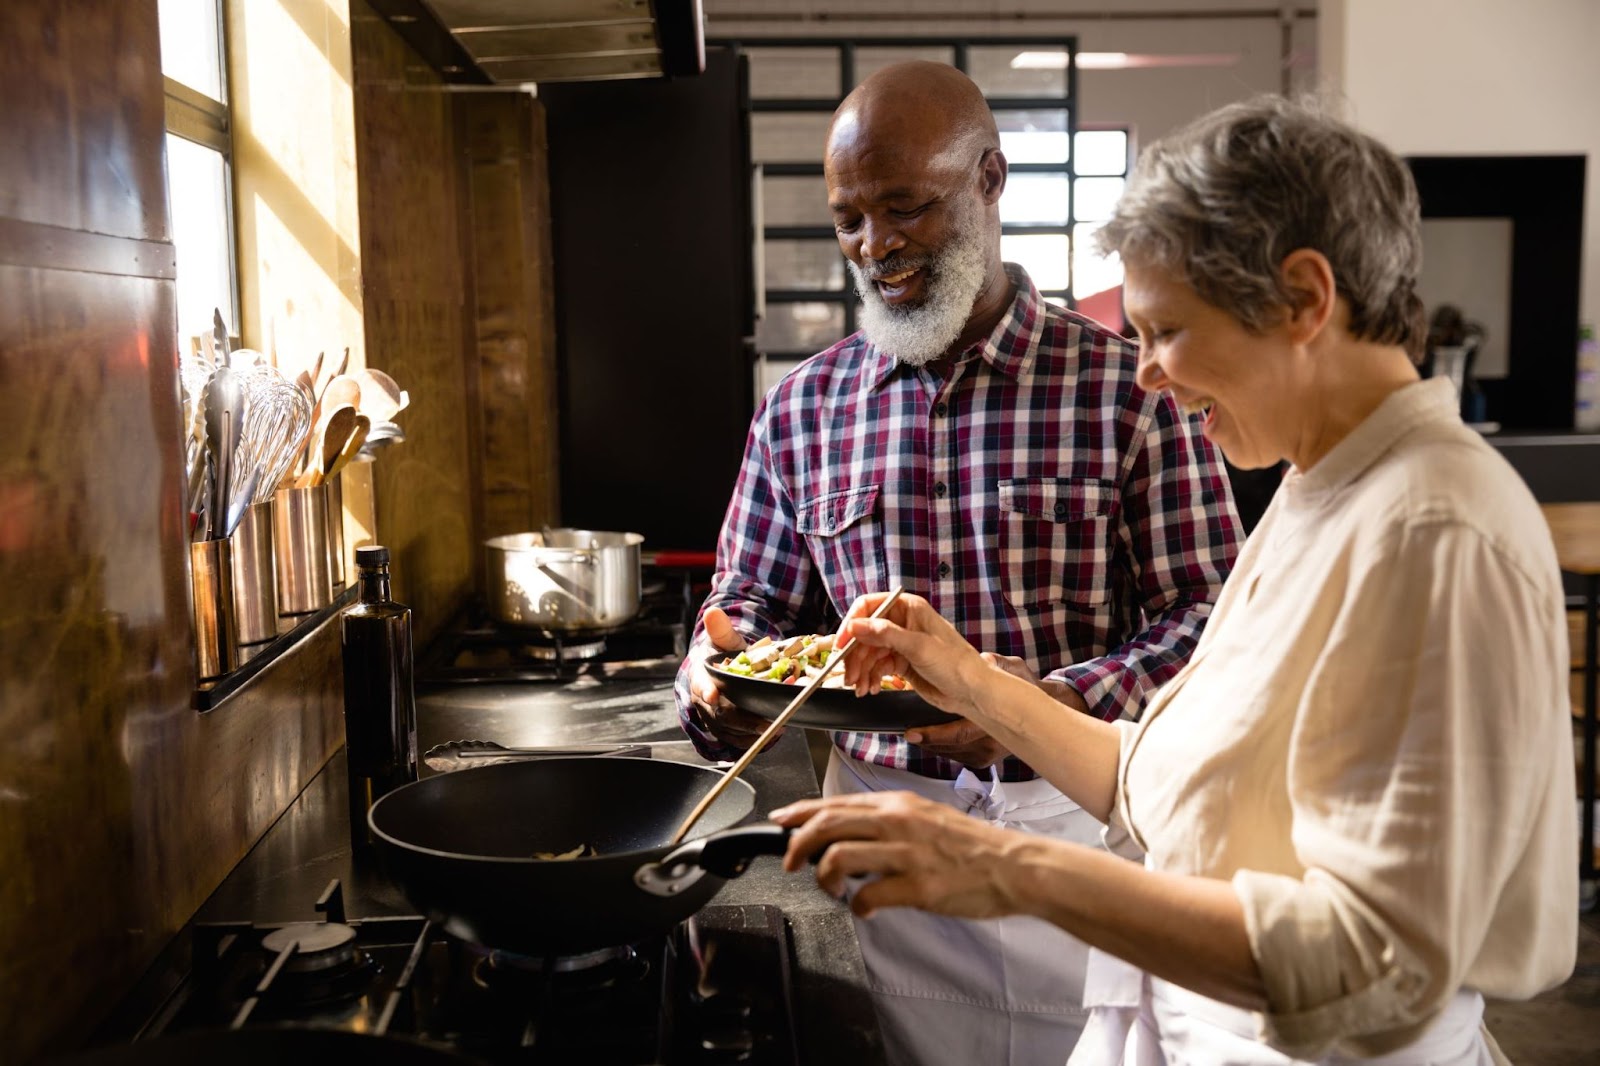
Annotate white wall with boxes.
[1321,0,1600,329]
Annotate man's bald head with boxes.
[822,61,1013,367]
[826,61,999,181]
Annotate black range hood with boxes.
[368,0,706,85]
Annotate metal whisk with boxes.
[232,368,312,519]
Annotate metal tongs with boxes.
[666,586,906,846]
[422,740,650,772]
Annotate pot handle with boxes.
[633,823,792,897]
[532,551,597,566]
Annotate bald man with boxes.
[676,63,1242,1065]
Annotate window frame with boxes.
[715,35,1082,362]
[160,0,242,349]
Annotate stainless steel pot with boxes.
[485,529,644,632]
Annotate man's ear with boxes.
[1278,248,1337,344]
[979,148,1008,205]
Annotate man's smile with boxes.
[874,266,925,304]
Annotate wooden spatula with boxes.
[314,404,357,485]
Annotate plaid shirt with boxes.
[676,264,1242,781]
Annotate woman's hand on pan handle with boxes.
[771,790,1028,920]
[837,592,987,717]
[773,790,1266,1011]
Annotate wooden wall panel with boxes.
[0,267,190,1059]
[351,1,477,645]
[0,266,347,1060]
[523,104,560,528]
[459,94,561,542]
[0,0,168,240]
[0,3,350,1058]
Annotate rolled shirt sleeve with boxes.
[1229,517,1576,1058]
[674,393,824,761]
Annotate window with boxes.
[719,37,1128,379]
[158,0,239,352]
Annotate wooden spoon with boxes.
[353,367,406,422]
[314,404,358,485]
[325,414,370,482]
[321,374,362,417]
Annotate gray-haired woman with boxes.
[771,96,1577,1064]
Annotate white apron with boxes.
[1067,948,1508,1066]
[825,749,1121,1066]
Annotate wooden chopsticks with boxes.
[667,587,905,847]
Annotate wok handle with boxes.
[690,823,793,877]
[633,823,792,897]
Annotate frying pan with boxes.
[368,757,791,955]
[705,656,960,732]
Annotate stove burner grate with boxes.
[142,881,800,1062]
[470,942,651,997]
[518,635,607,662]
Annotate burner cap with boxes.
[471,942,640,992]
[261,922,359,973]
[521,637,607,661]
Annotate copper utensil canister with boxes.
[325,474,346,591]
[229,499,279,644]
[190,538,239,680]
[273,483,331,614]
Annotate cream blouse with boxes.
[1112,378,1577,1058]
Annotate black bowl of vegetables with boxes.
[704,633,960,733]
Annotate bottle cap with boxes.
[355,545,391,568]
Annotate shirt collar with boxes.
[1282,377,1461,501]
[862,262,1044,391]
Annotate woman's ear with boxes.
[1278,248,1337,344]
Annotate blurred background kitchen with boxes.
[1,0,1597,1063]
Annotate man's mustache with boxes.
[859,254,935,282]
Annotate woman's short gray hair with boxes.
[1097,95,1426,356]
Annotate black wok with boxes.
[368,757,791,955]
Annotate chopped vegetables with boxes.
[713,632,908,692]
[532,843,595,861]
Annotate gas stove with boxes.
[71,552,884,1065]
[419,566,705,685]
[126,880,799,1064]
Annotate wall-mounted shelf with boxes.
[195,585,358,711]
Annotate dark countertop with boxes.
[192,665,885,1064]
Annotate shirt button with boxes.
[934,481,948,498]
[1054,501,1069,517]
[937,561,952,578]
[933,402,949,417]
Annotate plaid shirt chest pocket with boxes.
[796,484,889,609]
[997,477,1117,610]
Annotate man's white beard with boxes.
[848,204,992,368]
